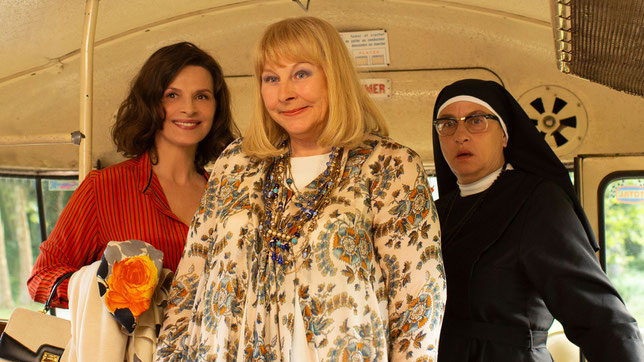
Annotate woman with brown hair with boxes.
[157,17,445,361]
[28,41,237,360]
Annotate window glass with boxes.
[428,176,439,201]
[0,176,41,319]
[0,176,77,319]
[603,177,644,324]
[41,179,77,236]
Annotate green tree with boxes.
[0,177,40,306]
[0,208,13,308]
[603,178,644,323]
[604,179,644,272]
[15,184,35,304]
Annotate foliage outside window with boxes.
[0,175,76,319]
[603,177,644,325]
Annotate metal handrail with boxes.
[0,132,83,146]
[78,0,99,181]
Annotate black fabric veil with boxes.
[431,79,599,251]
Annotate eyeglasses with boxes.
[433,114,499,136]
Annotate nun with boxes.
[431,79,644,361]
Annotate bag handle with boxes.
[43,271,75,314]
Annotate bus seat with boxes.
[547,330,579,362]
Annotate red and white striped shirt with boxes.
[28,152,206,308]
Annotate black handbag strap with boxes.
[43,272,75,314]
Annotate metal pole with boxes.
[79,0,99,181]
[0,133,79,146]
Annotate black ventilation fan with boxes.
[518,85,588,156]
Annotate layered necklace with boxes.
[259,145,343,270]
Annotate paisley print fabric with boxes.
[156,134,446,361]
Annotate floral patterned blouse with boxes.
[156,134,446,361]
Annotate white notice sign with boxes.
[340,30,390,68]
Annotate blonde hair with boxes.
[243,16,388,158]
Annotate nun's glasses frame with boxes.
[433,114,500,136]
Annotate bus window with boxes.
[428,175,438,201]
[0,175,77,319]
[602,177,644,324]
[41,179,78,236]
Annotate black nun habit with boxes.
[432,79,644,362]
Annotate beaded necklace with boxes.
[259,145,343,271]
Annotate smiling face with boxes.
[156,65,215,152]
[260,60,329,156]
[437,100,507,184]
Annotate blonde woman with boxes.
[157,17,445,361]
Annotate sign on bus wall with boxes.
[361,78,391,98]
[340,30,390,68]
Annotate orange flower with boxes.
[105,255,158,317]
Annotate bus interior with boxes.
[1,1,643,360]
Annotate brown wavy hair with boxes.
[112,41,238,169]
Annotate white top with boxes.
[290,152,330,361]
[289,152,330,190]
[458,163,514,196]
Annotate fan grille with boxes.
[518,85,588,156]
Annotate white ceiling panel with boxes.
[1,0,643,170]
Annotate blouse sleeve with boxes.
[27,171,102,308]
[520,181,644,361]
[370,146,446,360]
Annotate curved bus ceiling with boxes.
[1,0,643,171]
